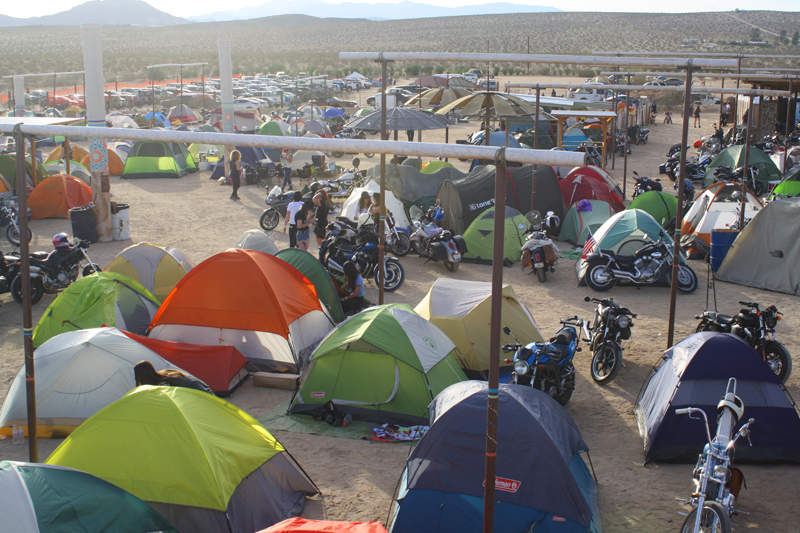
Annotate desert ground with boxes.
[1,76,798,532]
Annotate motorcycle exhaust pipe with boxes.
[610,269,636,282]
[327,259,345,275]
[29,265,43,279]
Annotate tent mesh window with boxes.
[138,143,166,158]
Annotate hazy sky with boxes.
[2,0,798,19]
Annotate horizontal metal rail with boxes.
[505,83,789,97]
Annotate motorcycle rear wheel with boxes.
[444,260,459,272]
[536,267,547,282]
[591,342,623,385]
[6,225,32,246]
[11,276,43,305]
[763,340,792,383]
[679,502,731,533]
[388,232,411,256]
[260,209,280,231]
[585,261,616,292]
[375,258,404,292]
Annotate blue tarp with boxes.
[390,381,601,533]
[144,112,171,129]
[324,108,345,118]
[636,332,800,464]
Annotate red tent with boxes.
[560,166,625,212]
[258,518,389,533]
[123,332,249,396]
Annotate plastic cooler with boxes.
[709,229,739,272]
[69,203,97,243]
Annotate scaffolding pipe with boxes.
[13,76,25,117]
[599,71,800,80]
[339,52,738,69]
[593,51,800,59]
[1,71,85,79]
[0,124,585,167]
[506,83,789,96]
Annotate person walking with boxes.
[229,149,242,201]
[294,200,316,252]
[313,190,330,248]
[693,105,701,128]
[283,191,304,248]
[280,149,293,191]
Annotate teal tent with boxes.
[626,191,678,228]
[558,200,615,245]
[703,145,781,188]
[275,248,345,323]
[462,206,530,264]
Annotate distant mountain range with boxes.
[0,0,560,27]
[0,0,186,26]
[189,0,561,22]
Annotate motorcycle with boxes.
[384,210,411,257]
[330,128,374,158]
[615,131,631,157]
[575,142,603,167]
[502,319,581,406]
[676,378,754,533]
[584,235,698,293]
[12,238,101,305]
[696,301,792,383]
[520,215,559,282]
[629,124,650,145]
[408,205,467,272]
[320,217,405,292]
[0,197,32,246]
[664,152,714,183]
[632,171,662,199]
[0,249,21,300]
[674,178,696,210]
[259,186,295,231]
[712,165,765,197]
[581,296,636,384]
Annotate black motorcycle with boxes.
[320,217,404,292]
[330,128,374,158]
[712,165,765,197]
[696,301,792,383]
[0,249,22,300]
[0,197,31,246]
[12,239,101,305]
[259,186,319,231]
[575,142,602,167]
[585,235,698,293]
[631,171,662,199]
[582,296,636,384]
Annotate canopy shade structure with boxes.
[404,87,473,109]
[346,107,452,133]
[437,91,540,119]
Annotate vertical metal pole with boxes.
[29,136,37,185]
[14,129,37,463]
[611,90,617,170]
[202,64,205,112]
[785,81,793,174]
[622,74,630,199]
[733,57,741,129]
[739,93,754,231]
[484,161,506,533]
[378,58,388,305]
[65,137,71,175]
[13,76,25,118]
[53,75,57,110]
[180,65,184,110]
[531,85,540,210]
[720,76,725,126]
[667,64,693,349]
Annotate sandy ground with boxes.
[1,76,798,532]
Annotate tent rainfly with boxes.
[106,242,195,303]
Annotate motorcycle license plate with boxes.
[534,262,544,268]
[451,251,461,261]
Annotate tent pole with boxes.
[378,57,389,305]
[15,129,38,462]
[667,63,693,348]
[784,80,793,174]
[739,92,754,231]
[484,160,506,533]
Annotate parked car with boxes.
[643,80,666,87]
[664,78,685,86]
[233,98,265,111]
[327,97,357,109]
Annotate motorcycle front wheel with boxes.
[375,258,404,292]
[388,232,411,256]
[750,179,766,197]
[680,502,731,533]
[444,260,459,272]
[557,362,575,406]
[763,340,792,383]
[259,209,280,231]
[362,153,375,158]
[668,264,698,293]
[83,263,102,277]
[591,342,623,385]
[331,151,345,158]
[11,276,43,305]
[6,225,32,246]
[585,261,616,292]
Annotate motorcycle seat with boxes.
[554,328,576,346]
[338,242,359,252]
[614,255,635,264]
[548,344,571,362]
[707,312,733,325]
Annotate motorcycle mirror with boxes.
[584,296,591,302]
[576,347,582,352]
[632,171,639,177]
[502,326,511,335]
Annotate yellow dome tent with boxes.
[105,242,195,303]
[45,144,90,165]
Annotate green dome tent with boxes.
[259,121,286,136]
[421,160,455,174]
[47,385,318,533]
[290,304,467,425]
[626,191,678,228]
[121,141,196,179]
[703,145,781,188]
[32,272,160,348]
[558,200,615,245]
[0,461,177,533]
[770,165,800,198]
[462,206,531,264]
[275,247,345,323]
[0,154,46,191]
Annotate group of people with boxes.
[283,189,330,251]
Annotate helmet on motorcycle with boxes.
[544,214,560,231]
[53,232,72,250]
[717,395,745,424]
[352,157,360,169]
[432,206,444,222]
[693,140,703,148]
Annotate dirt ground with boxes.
[1,76,798,532]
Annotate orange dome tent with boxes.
[80,149,124,176]
[0,174,11,193]
[149,249,334,373]
[28,174,93,219]
[45,144,90,165]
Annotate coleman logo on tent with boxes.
[468,199,495,211]
[310,392,326,398]
[423,337,437,351]
[770,250,784,258]
[482,477,521,493]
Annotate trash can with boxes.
[111,202,130,241]
[710,229,739,272]
[70,203,97,243]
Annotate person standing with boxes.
[284,191,303,248]
[313,190,330,248]
[354,191,371,221]
[229,149,242,201]
[280,149,294,191]
[294,200,316,251]
[720,102,729,127]
[693,105,701,128]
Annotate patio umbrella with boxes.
[345,107,452,133]
[404,87,473,109]
[437,91,540,120]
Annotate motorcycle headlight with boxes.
[616,315,630,329]
[513,360,530,376]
